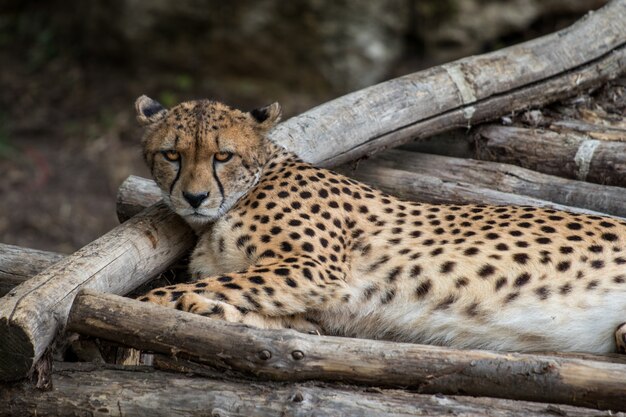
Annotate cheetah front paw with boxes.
[174,292,315,331]
[283,316,323,335]
[616,322,626,353]
[175,293,238,320]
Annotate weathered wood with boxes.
[0,244,64,297]
[0,184,171,296]
[271,0,626,167]
[474,125,626,186]
[2,362,614,417]
[365,149,626,217]
[0,203,196,382]
[116,174,162,222]
[68,290,626,411]
[336,164,614,218]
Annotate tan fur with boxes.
[136,96,626,353]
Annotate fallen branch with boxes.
[0,203,195,382]
[1,361,611,417]
[337,165,613,218]
[364,149,626,217]
[0,245,64,297]
[0,185,175,297]
[271,0,626,166]
[67,290,626,411]
[116,174,162,222]
[474,125,626,186]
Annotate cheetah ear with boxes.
[135,95,168,125]
[249,102,282,130]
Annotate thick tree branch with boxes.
[67,290,626,412]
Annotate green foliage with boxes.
[158,91,179,109]
[158,73,195,107]
[175,74,194,92]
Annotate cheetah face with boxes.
[135,96,281,228]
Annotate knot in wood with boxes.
[291,350,305,360]
[257,349,272,361]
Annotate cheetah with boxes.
[135,95,626,354]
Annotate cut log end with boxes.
[0,321,34,382]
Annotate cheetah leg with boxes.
[139,258,346,333]
[174,292,320,333]
[615,322,626,353]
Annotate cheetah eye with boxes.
[215,152,233,163]
[161,150,180,162]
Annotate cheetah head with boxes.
[135,95,281,228]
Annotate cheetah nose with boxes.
[183,191,209,209]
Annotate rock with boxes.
[412,0,607,62]
[79,0,410,93]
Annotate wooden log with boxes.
[0,245,64,297]
[116,174,162,222]
[1,362,612,417]
[336,165,614,218]
[0,185,172,297]
[0,203,196,382]
[67,290,626,411]
[365,149,626,218]
[270,0,626,167]
[474,125,626,186]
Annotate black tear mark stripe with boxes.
[211,135,227,202]
[169,157,182,195]
[212,158,225,202]
[166,135,182,194]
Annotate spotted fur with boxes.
[136,96,626,353]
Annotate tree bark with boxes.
[474,125,626,186]
[337,165,613,218]
[67,290,626,412]
[0,184,178,297]
[0,203,196,382]
[364,149,626,218]
[1,361,612,417]
[0,245,64,297]
[270,0,626,167]
[116,174,162,222]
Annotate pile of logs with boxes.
[1,0,626,415]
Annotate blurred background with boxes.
[0,0,606,254]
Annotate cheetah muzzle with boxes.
[135,95,626,354]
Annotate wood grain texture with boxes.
[0,203,195,382]
[363,149,626,217]
[0,245,64,297]
[2,361,615,417]
[0,184,170,297]
[68,290,626,411]
[116,175,162,222]
[336,165,615,218]
[474,125,626,186]
[270,0,626,167]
